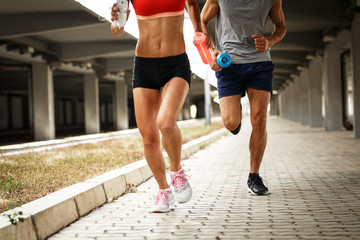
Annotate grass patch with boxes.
[0,121,224,213]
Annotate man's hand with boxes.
[210,49,222,72]
[252,34,271,52]
[204,33,212,48]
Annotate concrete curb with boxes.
[0,127,227,240]
[0,118,220,157]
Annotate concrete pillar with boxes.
[300,68,310,125]
[290,82,296,121]
[204,70,211,125]
[287,86,292,120]
[352,13,360,138]
[292,76,301,122]
[270,94,279,116]
[284,84,290,120]
[308,57,323,128]
[84,73,100,134]
[322,48,343,130]
[286,86,291,120]
[114,81,128,130]
[182,98,191,120]
[278,91,283,118]
[281,86,289,120]
[32,63,55,140]
[212,101,221,117]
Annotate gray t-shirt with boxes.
[216,0,273,64]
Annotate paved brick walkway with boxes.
[49,117,360,240]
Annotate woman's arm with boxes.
[185,0,202,33]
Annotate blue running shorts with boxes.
[215,61,274,98]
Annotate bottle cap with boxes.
[193,32,207,44]
[217,53,231,68]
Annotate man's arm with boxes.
[253,0,286,52]
[186,0,202,33]
[200,0,222,71]
[200,0,219,45]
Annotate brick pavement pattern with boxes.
[49,117,360,240]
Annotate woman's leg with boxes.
[157,77,190,171]
[133,87,169,189]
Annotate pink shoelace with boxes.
[154,189,171,203]
[170,170,191,190]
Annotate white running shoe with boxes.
[170,169,192,203]
[151,189,175,213]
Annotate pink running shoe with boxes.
[170,169,192,203]
[151,189,175,213]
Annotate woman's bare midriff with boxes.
[136,15,186,58]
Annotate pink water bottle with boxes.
[194,32,231,68]
[193,32,215,65]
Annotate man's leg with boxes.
[219,94,242,134]
[247,87,270,195]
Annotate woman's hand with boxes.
[110,2,130,36]
[111,3,130,22]
[111,3,120,21]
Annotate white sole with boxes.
[151,196,175,213]
[247,187,270,195]
[174,187,193,203]
[177,193,192,203]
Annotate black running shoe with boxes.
[230,123,241,135]
[247,174,269,195]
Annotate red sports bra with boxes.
[132,0,185,20]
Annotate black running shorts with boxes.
[132,52,191,90]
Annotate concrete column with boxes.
[352,13,360,138]
[114,81,128,130]
[287,85,293,120]
[212,101,221,117]
[278,91,283,118]
[281,85,290,120]
[286,86,291,120]
[204,69,211,125]
[287,83,294,121]
[292,76,301,122]
[32,63,55,140]
[308,57,323,128]
[270,94,279,116]
[291,81,297,121]
[323,48,343,130]
[84,73,100,134]
[182,98,191,120]
[300,68,310,125]
[281,86,289,120]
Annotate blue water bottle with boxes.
[217,53,231,68]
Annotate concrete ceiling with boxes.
[0,0,357,92]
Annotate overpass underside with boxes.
[0,0,359,144]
